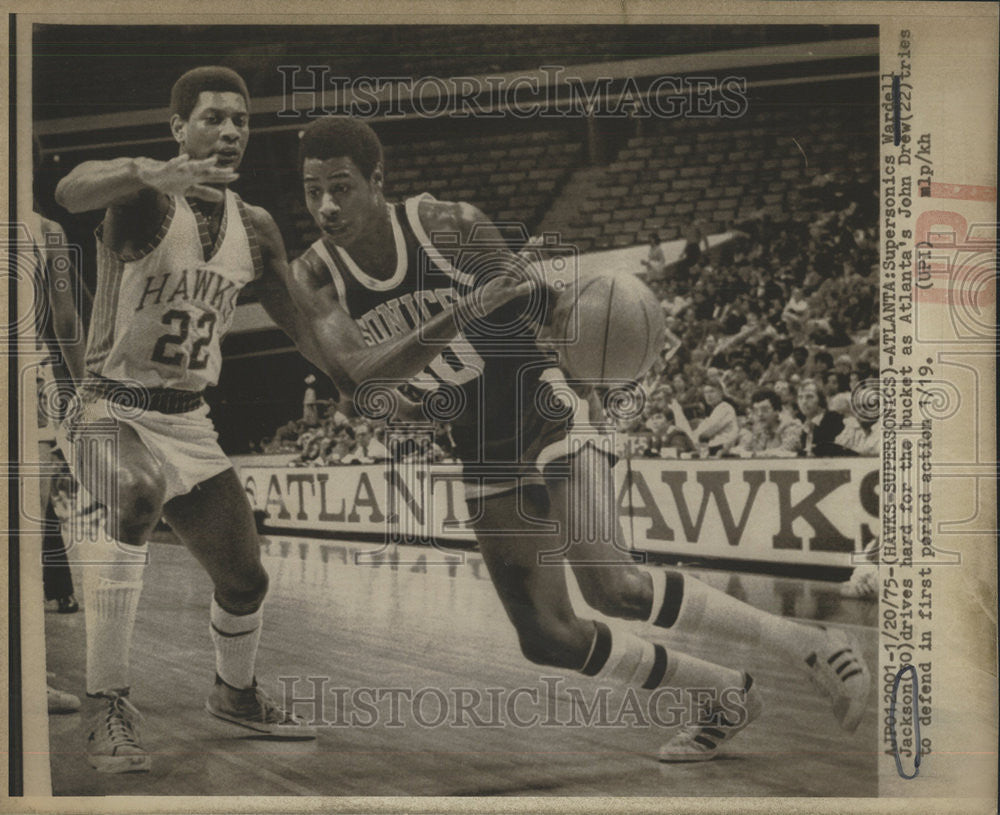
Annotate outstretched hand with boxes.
[468,269,536,319]
[136,155,239,202]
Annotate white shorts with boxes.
[72,398,232,503]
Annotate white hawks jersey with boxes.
[86,190,263,391]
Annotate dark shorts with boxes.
[451,369,616,504]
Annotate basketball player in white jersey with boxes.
[287,117,871,762]
[54,67,322,772]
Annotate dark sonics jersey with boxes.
[302,195,558,463]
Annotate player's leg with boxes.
[530,455,766,760]
[38,447,78,612]
[544,443,654,620]
[471,483,755,761]
[42,495,78,612]
[71,414,161,696]
[68,405,162,773]
[552,442,870,734]
[471,485,594,669]
[37,444,81,711]
[161,468,314,738]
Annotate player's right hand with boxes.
[136,155,239,202]
[470,271,535,318]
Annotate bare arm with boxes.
[288,257,525,395]
[55,157,151,213]
[285,201,532,396]
[695,402,736,441]
[55,155,238,214]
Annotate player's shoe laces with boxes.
[86,693,151,773]
[206,675,316,739]
[658,673,763,762]
[805,627,870,732]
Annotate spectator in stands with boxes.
[293,434,325,466]
[834,353,854,378]
[813,315,854,348]
[733,389,803,457]
[760,337,797,383]
[811,351,834,381]
[721,362,754,412]
[693,380,739,457]
[640,232,666,282]
[302,375,319,427]
[797,380,846,457]
[321,424,356,464]
[640,356,669,399]
[823,370,851,403]
[835,406,880,457]
[781,286,811,338]
[661,289,691,318]
[773,380,798,423]
[644,383,676,421]
[676,220,710,281]
[669,374,695,412]
[848,361,875,399]
[341,421,389,464]
[268,418,305,453]
[677,368,708,419]
[642,412,672,457]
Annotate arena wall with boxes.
[234,456,878,575]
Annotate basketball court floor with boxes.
[44,534,878,797]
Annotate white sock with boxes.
[210,598,262,690]
[662,648,746,700]
[581,623,744,697]
[79,537,147,697]
[650,570,822,663]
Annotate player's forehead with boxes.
[302,156,364,182]
[189,90,248,117]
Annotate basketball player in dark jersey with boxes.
[289,117,871,761]
[54,67,322,772]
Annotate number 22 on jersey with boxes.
[151,308,217,370]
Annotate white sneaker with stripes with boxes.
[805,626,870,732]
[658,673,764,762]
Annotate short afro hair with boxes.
[299,117,384,180]
[170,66,250,121]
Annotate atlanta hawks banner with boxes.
[234,457,879,568]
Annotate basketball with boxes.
[554,272,666,383]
